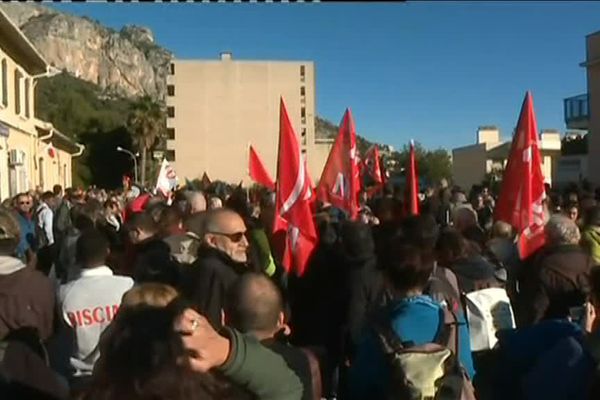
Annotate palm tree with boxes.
[127,96,166,186]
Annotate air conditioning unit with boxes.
[8,149,25,166]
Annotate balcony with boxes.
[564,94,589,130]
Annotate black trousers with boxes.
[37,245,56,276]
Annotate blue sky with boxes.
[54,2,598,151]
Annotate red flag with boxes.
[494,92,546,259]
[316,109,361,219]
[405,140,420,216]
[249,145,275,190]
[273,98,318,276]
[363,145,384,184]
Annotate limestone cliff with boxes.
[0,3,172,100]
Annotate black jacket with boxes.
[180,247,247,328]
[346,257,386,350]
[0,332,68,400]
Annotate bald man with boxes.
[187,191,207,215]
[179,208,250,328]
[224,273,318,400]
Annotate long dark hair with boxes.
[81,304,249,400]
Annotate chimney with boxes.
[220,52,232,61]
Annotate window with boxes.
[300,86,305,96]
[166,150,176,161]
[301,128,306,137]
[300,65,305,76]
[1,59,6,107]
[24,78,30,118]
[14,69,21,115]
[167,106,175,118]
[167,128,175,140]
[301,107,306,124]
[170,63,175,75]
[167,85,175,96]
[38,157,44,189]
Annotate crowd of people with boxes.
[1,178,600,400]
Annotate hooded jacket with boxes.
[450,254,500,294]
[0,256,55,341]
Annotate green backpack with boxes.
[375,306,476,400]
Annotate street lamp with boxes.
[116,146,140,183]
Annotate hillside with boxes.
[4,4,452,186]
[35,73,137,188]
[0,3,172,99]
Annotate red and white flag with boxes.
[249,144,275,190]
[494,92,546,259]
[156,158,178,196]
[273,98,318,276]
[405,140,420,216]
[363,145,384,185]
[316,109,361,219]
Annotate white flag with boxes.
[156,158,178,195]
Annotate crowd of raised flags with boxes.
[244,91,545,275]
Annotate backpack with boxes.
[425,265,462,316]
[375,306,476,400]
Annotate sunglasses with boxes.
[208,231,247,243]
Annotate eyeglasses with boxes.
[207,231,247,243]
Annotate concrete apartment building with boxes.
[452,126,562,190]
[0,9,83,200]
[166,53,333,184]
[564,30,600,186]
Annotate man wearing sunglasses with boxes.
[181,208,250,329]
[13,193,36,261]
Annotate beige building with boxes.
[166,53,333,184]
[0,9,83,200]
[452,126,562,190]
[575,30,600,185]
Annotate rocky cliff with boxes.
[0,3,172,100]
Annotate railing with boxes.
[563,94,589,129]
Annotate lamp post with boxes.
[116,146,139,183]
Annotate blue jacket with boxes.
[347,295,475,400]
[494,319,594,400]
[15,212,35,259]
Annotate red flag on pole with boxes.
[494,91,546,259]
[405,140,420,216]
[316,109,361,219]
[273,98,318,276]
[363,145,384,184]
[249,145,275,190]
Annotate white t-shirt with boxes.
[59,266,133,376]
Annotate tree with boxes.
[127,96,166,186]
[390,142,452,186]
